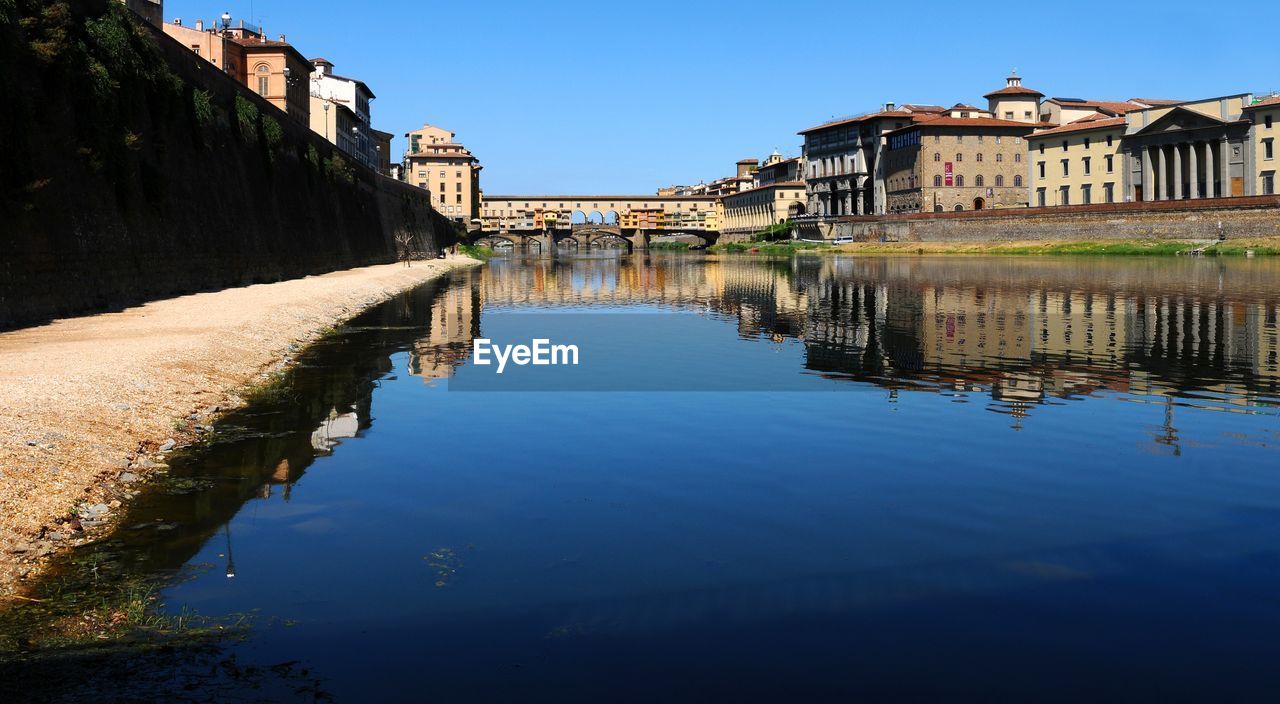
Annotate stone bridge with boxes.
[471,225,646,253]
[473,194,723,251]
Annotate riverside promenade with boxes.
[0,258,480,594]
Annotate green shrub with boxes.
[262,115,283,150]
[306,144,320,170]
[322,152,354,184]
[233,95,258,141]
[458,243,492,260]
[192,89,213,126]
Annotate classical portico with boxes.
[1126,104,1253,202]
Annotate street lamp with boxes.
[322,100,330,140]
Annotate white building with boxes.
[309,58,377,169]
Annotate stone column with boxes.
[1172,144,1183,199]
[1188,142,1199,198]
[1156,146,1167,200]
[1152,146,1162,200]
[1203,141,1215,198]
[1220,137,1230,197]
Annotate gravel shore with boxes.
[0,258,480,595]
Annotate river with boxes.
[6,253,1280,702]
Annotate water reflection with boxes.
[461,254,1280,416]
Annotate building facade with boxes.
[721,152,806,236]
[1122,94,1257,202]
[1028,115,1129,206]
[1245,95,1279,196]
[884,111,1036,212]
[309,59,377,169]
[163,18,311,123]
[405,124,483,223]
[309,96,359,161]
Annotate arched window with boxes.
[976,153,984,162]
[975,175,984,187]
[954,204,964,211]
[996,175,1005,186]
[956,175,965,187]
[1014,175,1023,187]
[996,153,1004,163]
[934,175,943,187]
[255,64,270,96]
[1015,153,1022,163]
[934,152,941,162]
[934,204,944,212]
[956,153,963,162]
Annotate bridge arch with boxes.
[604,210,620,225]
[571,210,588,225]
[587,211,605,225]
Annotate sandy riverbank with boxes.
[0,257,480,595]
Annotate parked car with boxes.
[832,236,855,245]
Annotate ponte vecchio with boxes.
[475,194,722,251]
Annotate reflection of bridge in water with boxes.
[423,255,1280,429]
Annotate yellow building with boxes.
[720,154,806,237]
[1245,95,1279,196]
[405,124,483,224]
[1027,114,1129,206]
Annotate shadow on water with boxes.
[4,253,1280,702]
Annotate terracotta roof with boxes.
[1129,98,1182,106]
[1245,95,1280,109]
[723,181,807,200]
[951,103,981,110]
[798,109,921,135]
[1047,98,1145,115]
[1030,115,1127,137]
[901,104,947,112]
[983,85,1044,99]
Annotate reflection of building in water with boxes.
[311,410,360,453]
[408,280,482,382]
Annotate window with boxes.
[1266,115,1273,129]
[1039,143,1045,154]
[1104,182,1115,203]
[996,175,1005,186]
[439,170,445,178]
[1084,137,1091,149]
[1083,157,1092,175]
[934,152,941,162]
[977,135,984,143]
[1105,155,1114,173]
[1264,171,1276,195]
[996,153,1004,162]
[1015,153,1022,163]
[1037,188,1047,207]
[956,175,965,187]
[1005,111,1014,119]
[956,153,963,162]
[1082,184,1092,205]
[957,135,964,144]
[1106,134,1114,147]
[1062,140,1069,152]
[1038,161,1046,178]
[1061,159,1070,177]
[975,175,985,187]
[1014,175,1023,187]
[1265,138,1275,160]
[996,136,1003,144]
[1024,111,1032,119]
[257,76,269,96]
[1059,186,1070,205]
[456,194,462,203]
[976,153,984,162]
[934,134,941,143]
[934,175,943,187]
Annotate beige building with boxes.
[163,17,312,123]
[1245,95,1279,196]
[309,96,359,161]
[1117,94,1259,202]
[984,71,1043,124]
[1028,114,1129,206]
[405,124,483,224]
[720,152,806,237]
[884,112,1037,212]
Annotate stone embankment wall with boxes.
[797,197,1280,244]
[0,0,457,329]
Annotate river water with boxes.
[9,253,1280,701]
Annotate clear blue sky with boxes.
[165,0,1280,195]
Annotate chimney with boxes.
[885,101,896,112]
[174,17,182,25]
[279,34,286,42]
[195,19,203,30]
